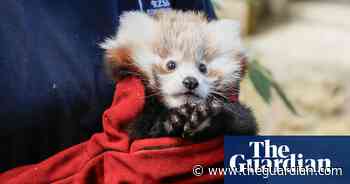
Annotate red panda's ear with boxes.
[104,47,140,81]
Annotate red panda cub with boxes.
[100,10,257,141]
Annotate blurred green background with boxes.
[212,0,350,135]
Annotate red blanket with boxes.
[0,77,224,184]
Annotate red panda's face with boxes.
[152,50,242,108]
[101,11,245,108]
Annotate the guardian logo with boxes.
[230,139,332,171]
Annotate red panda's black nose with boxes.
[183,77,199,90]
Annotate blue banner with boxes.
[222,136,349,184]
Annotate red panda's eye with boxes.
[198,63,207,74]
[166,60,177,71]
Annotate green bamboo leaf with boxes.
[254,61,273,78]
[272,81,298,115]
[248,61,272,104]
[247,59,298,115]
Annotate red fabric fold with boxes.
[0,77,224,184]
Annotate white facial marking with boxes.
[159,58,212,108]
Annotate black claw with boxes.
[184,123,191,132]
[170,114,180,124]
[210,101,223,115]
[190,111,199,124]
[178,106,189,117]
[163,120,174,133]
[197,104,209,118]
[189,103,197,110]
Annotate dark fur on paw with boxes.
[182,100,224,138]
[162,106,189,135]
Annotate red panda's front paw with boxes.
[182,101,223,138]
[163,106,189,135]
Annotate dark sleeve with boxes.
[0,0,120,172]
[0,0,217,172]
[172,0,217,20]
